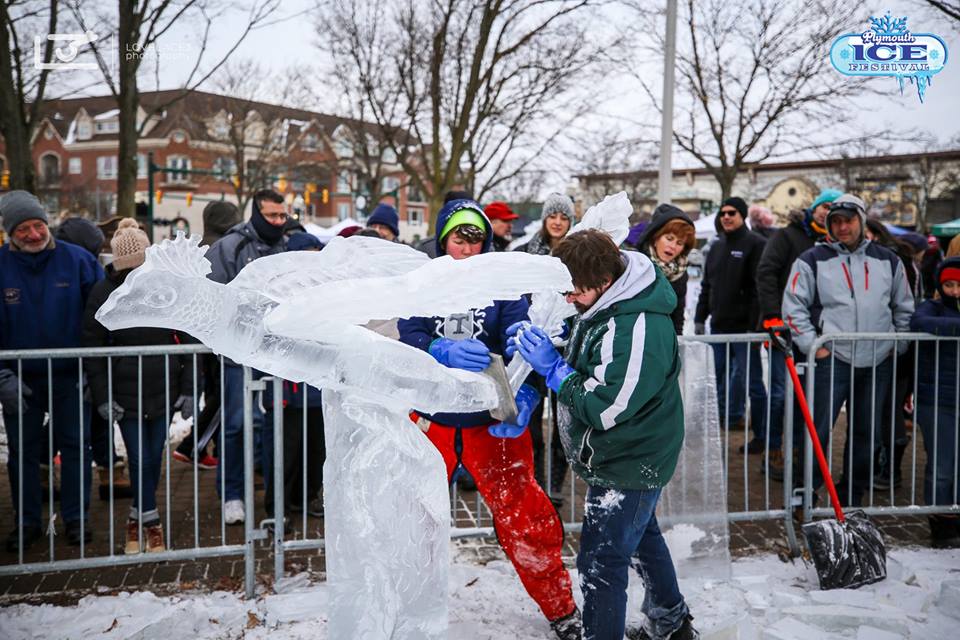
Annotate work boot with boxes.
[874,441,907,490]
[738,438,765,455]
[124,520,141,555]
[627,614,700,640]
[929,515,960,549]
[98,462,133,500]
[65,520,93,546]
[550,607,582,640]
[145,523,165,553]
[761,448,785,481]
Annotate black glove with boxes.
[0,369,32,413]
[694,322,705,335]
[173,395,194,420]
[98,401,125,423]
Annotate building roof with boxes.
[576,149,960,181]
[36,89,382,146]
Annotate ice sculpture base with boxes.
[322,390,450,639]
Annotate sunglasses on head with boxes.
[719,209,739,217]
[829,201,862,213]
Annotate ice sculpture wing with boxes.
[263,252,573,336]
[570,191,633,246]
[227,235,431,303]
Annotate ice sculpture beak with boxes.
[95,283,134,330]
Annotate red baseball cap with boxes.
[484,201,519,221]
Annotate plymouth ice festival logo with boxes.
[829,13,948,103]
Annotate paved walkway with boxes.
[0,416,941,606]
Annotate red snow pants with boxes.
[412,414,576,622]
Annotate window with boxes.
[40,154,60,182]
[337,170,352,193]
[166,155,191,183]
[95,120,119,134]
[407,182,425,202]
[97,156,117,179]
[213,156,237,178]
[137,154,148,179]
[301,133,318,152]
[69,157,82,175]
[77,119,92,140]
[382,176,400,196]
[337,202,351,221]
[408,208,423,226]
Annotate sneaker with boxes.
[224,499,245,525]
[5,525,43,554]
[145,523,165,553]
[197,454,218,470]
[627,614,699,640]
[550,608,582,640]
[738,438,765,455]
[124,520,141,555]
[65,520,93,546]
[290,496,325,517]
[172,450,193,465]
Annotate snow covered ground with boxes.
[2,547,958,639]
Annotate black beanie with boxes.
[721,197,748,219]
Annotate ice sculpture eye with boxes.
[145,286,177,309]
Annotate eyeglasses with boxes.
[719,209,739,217]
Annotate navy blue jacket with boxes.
[398,199,529,427]
[0,239,104,376]
[910,258,960,408]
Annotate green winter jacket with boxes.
[557,250,685,490]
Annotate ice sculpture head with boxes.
[96,233,213,332]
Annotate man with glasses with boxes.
[694,197,769,452]
[205,189,287,524]
[782,193,914,507]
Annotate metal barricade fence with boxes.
[0,345,264,598]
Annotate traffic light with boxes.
[321,188,329,204]
[276,175,288,192]
[155,189,163,204]
[304,191,311,205]
[1,171,9,189]
[185,192,193,207]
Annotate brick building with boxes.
[0,89,430,242]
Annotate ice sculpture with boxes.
[96,233,572,639]
[569,191,633,246]
[659,340,731,580]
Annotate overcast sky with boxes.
[53,0,960,188]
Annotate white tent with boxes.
[694,213,717,240]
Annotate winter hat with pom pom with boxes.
[110,218,151,271]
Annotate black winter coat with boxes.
[695,223,766,333]
[83,266,195,419]
[755,210,823,320]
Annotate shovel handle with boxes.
[785,355,845,523]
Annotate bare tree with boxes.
[922,1,960,23]
[319,0,609,232]
[0,0,60,191]
[70,0,281,218]
[626,0,867,200]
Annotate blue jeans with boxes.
[118,415,168,522]
[216,364,264,502]
[578,486,688,640]
[767,347,787,450]
[711,340,768,442]
[917,401,958,507]
[809,356,892,506]
[5,373,91,528]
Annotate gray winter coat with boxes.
[205,221,285,285]
[781,237,915,367]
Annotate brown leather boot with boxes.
[124,520,141,555]
[145,523,165,553]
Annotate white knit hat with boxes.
[110,218,150,270]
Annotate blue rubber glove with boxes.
[517,326,576,392]
[429,338,491,372]
[504,321,530,359]
[488,384,540,438]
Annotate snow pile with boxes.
[3,549,959,639]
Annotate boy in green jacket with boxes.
[509,229,697,640]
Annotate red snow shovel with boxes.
[766,322,886,590]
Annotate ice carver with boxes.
[398,199,581,640]
[510,229,697,640]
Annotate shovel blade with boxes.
[801,510,886,590]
